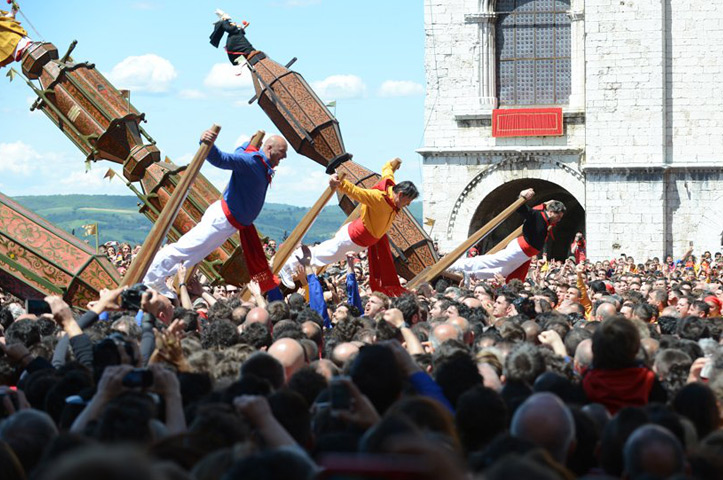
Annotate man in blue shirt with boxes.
[143,128,288,296]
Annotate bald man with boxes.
[144,129,288,296]
[429,323,463,351]
[268,338,306,382]
[244,307,271,329]
[510,392,576,464]
[331,342,360,368]
[595,302,617,322]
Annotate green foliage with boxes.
[11,195,424,245]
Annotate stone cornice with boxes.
[417,146,584,157]
[583,164,723,173]
[464,12,496,23]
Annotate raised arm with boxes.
[331,175,385,207]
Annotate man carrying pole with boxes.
[448,188,566,282]
[143,128,288,297]
[279,159,418,297]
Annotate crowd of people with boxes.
[0,237,723,480]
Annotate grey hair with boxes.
[392,181,419,200]
[546,200,566,213]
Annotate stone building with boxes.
[420,0,723,261]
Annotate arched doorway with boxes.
[468,178,584,260]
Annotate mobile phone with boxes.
[330,379,351,410]
[122,368,154,388]
[26,299,51,315]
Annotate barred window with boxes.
[496,0,571,106]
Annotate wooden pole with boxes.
[271,173,347,275]
[406,196,528,291]
[314,203,361,276]
[122,124,221,286]
[485,225,523,255]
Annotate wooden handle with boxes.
[271,173,347,276]
[406,196,527,290]
[486,225,523,255]
[249,130,265,149]
[123,124,221,286]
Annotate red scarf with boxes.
[348,178,406,297]
[506,204,547,283]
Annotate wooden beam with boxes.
[406,197,527,291]
[123,124,221,286]
[271,173,347,275]
[485,225,523,255]
[314,203,361,277]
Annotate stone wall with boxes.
[422,0,723,261]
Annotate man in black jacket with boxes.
[448,188,566,282]
[209,10,255,65]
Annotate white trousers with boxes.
[143,200,236,288]
[284,223,366,273]
[448,238,531,279]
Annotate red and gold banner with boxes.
[492,108,563,137]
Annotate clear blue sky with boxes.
[0,0,426,206]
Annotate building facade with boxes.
[420,0,723,261]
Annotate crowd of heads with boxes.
[0,241,722,479]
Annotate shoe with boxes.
[278,262,296,289]
[145,279,177,300]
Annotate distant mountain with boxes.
[12,195,424,246]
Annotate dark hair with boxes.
[200,319,239,349]
[240,352,285,390]
[238,322,272,350]
[266,301,290,325]
[564,327,593,357]
[673,383,720,440]
[599,407,649,476]
[272,320,303,342]
[350,345,403,414]
[657,316,678,335]
[287,366,328,407]
[504,343,546,386]
[546,200,566,213]
[592,316,640,369]
[267,389,312,446]
[434,351,483,407]
[676,315,711,341]
[4,319,41,347]
[455,386,508,453]
[392,294,420,324]
[632,303,656,323]
[392,181,419,200]
[221,449,316,480]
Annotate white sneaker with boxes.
[278,262,296,289]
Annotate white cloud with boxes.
[105,54,177,93]
[234,133,252,149]
[0,141,42,175]
[178,89,206,100]
[58,169,132,194]
[378,80,425,97]
[203,63,253,91]
[266,165,327,206]
[311,75,366,101]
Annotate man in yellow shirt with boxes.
[1,5,33,67]
[279,159,418,295]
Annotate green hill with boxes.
[12,195,424,246]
